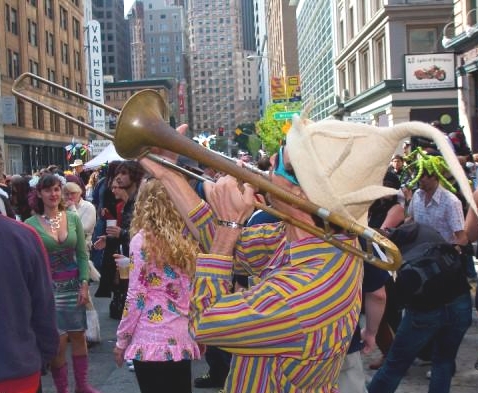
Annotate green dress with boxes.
[26,211,89,332]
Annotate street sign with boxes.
[91,140,112,157]
[344,114,371,124]
[273,111,301,120]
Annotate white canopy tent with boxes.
[84,143,124,169]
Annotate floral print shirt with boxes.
[116,230,200,362]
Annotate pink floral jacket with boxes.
[116,230,200,362]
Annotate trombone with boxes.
[12,72,402,271]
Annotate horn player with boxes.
[139,124,363,393]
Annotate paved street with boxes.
[40,283,478,393]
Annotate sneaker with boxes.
[194,373,224,388]
[126,359,134,372]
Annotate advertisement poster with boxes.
[271,75,302,102]
[404,53,455,90]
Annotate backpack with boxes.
[396,242,462,296]
[389,222,467,310]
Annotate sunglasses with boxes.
[273,147,299,185]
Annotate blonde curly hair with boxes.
[130,179,199,277]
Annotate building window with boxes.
[348,6,355,39]
[7,49,20,78]
[62,76,70,98]
[46,32,55,56]
[408,27,438,53]
[348,58,356,97]
[51,113,61,133]
[28,20,38,46]
[60,6,68,30]
[338,67,346,99]
[73,18,80,40]
[359,49,369,91]
[359,0,367,27]
[374,35,386,83]
[77,116,86,137]
[29,60,39,86]
[32,104,44,130]
[10,7,18,35]
[74,51,81,71]
[47,68,56,93]
[45,0,53,19]
[17,101,24,127]
[65,113,74,135]
[61,42,69,64]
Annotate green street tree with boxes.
[255,102,301,155]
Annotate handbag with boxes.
[85,292,101,343]
[86,308,101,343]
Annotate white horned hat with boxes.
[286,116,477,227]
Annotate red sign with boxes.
[178,82,185,114]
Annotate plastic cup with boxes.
[117,256,130,279]
[106,219,117,228]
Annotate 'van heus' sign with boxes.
[87,20,106,132]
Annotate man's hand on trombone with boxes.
[207,176,255,256]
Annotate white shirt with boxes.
[408,185,464,243]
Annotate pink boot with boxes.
[72,355,100,393]
[51,363,69,393]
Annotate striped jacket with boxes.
[188,201,363,393]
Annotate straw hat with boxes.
[286,116,477,227]
[70,159,84,168]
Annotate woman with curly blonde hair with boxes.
[113,179,201,393]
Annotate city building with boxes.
[127,0,188,124]
[187,0,259,136]
[249,0,299,113]
[92,0,131,81]
[128,1,146,81]
[252,0,270,116]
[331,0,457,130]
[1,0,89,175]
[293,0,335,120]
[442,2,477,150]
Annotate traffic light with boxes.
[218,127,225,136]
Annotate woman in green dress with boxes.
[26,173,100,393]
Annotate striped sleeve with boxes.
[188,200,216,253]
[188,201,285,273]
[233,223,285,276]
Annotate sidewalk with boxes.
[40,283,478,393]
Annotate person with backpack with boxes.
[367,221,472,393]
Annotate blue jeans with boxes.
[368,293,472,393]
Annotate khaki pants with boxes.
[338,351,368,393]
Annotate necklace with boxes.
[42,212,62,233]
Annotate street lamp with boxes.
[246,55,288,104]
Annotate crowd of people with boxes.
[0,118,477,393]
